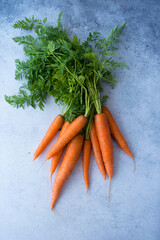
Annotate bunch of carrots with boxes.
[5,13,134,213]
[33,105,134,211]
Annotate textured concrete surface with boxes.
[0,1,160,240]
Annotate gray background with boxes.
[0,0,160,240]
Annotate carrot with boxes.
[51,134,84,209]
[102,106,135,170]
[82,139,91,192]
[90,121,106,180]
[94,113,113,199]
[33,114,64,161]
[46,115,87,159]
[37,122,70,173]
[50,121,70,178]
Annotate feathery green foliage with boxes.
[5,12,128,120]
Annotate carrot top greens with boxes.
[5,12,128,121]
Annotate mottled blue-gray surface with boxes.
[0,0,160,240]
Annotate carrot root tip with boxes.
[108,178,111,201]
[86,190,88,204]
[51,209,64,219]
[50,175,53,190]
[36,159,48,172]
[132,158,136,173]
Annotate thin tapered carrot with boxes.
[37,122,70,173]
[95,113,113,199]
[50,121,70,178]
[47,115,87,160]
[83,139,91,192]
[51,134,84,209]
[102,106,135,170]
[90,121,106,180]
[33,115,64,161]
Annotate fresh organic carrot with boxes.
[95,113,113,199]
[90,121,106,180]
[37,122,70,173]
[102,106,135,170]
[82,139,91,192]
[47,115,87,160]
[50,121,70,178]
[33,115,64,161]
[51,134,84,209]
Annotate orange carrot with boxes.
[33,115,64,160]
[102,106,134,162]
[47,115,87,160]
[51,134,84,209]
[82,139,91,192]
[95,113,113,199]
[90,121,106,180]
[50,121,70,178]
